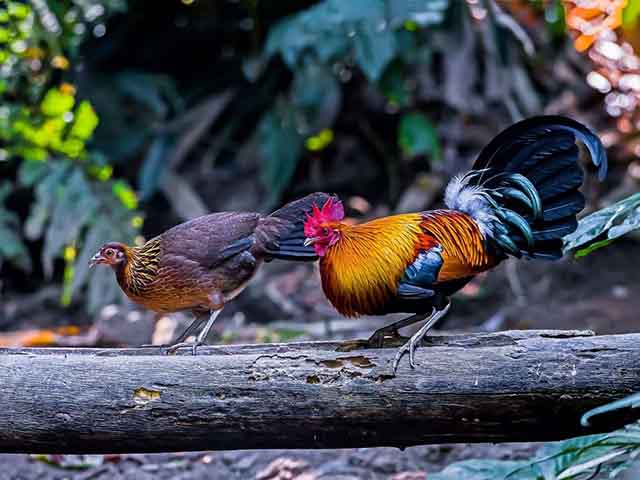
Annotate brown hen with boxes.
[89,192,334,353]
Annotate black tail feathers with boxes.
[260,192,337,261]
[448,116,607,260]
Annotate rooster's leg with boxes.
[392,302,451,374]
[337,313,426,352]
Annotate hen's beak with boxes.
[88,252,105,268]
[303,237,318,247]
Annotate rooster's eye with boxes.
[322,227,329,235]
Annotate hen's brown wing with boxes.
[158,212,261,269]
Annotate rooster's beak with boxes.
[303,237,318,247]
[88,253,105,268]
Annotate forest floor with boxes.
[0,238,638,479]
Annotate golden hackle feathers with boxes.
[319,210,496,317]
[421,210,495,282]
[118,238,162,296]
[320,213,428,317]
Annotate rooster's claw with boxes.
[337,329,408,352]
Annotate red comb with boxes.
[304,197,344,236]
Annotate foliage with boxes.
[258,0,453,201]
[432,398,640,480]
[0,1,138,312]
[1,0,635,314]
[564,193,640,257]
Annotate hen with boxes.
[90,192,334,353]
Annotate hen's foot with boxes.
[164,340,204,355]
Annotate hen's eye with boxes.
[105,248,114,256]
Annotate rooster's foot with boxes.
[336,329,408,352]
[392,303,450,374]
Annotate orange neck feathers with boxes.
[319,214,429,317]
[420,210,494,281]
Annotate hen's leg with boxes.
[190,308,223,355]
[166,309,223,355]
[141,314,206,350]
[337,313,428,352]
[172,315,207,345]
[392,302,451,374]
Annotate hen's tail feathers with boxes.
[260,192,337,261]
[445,116,607,260]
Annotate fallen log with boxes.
[1,329,639,453]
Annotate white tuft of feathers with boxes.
[444,171,499,238]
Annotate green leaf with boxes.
[138,136,170,201]
[291,61,341,132]
[41,88,75,117]
[544,0,566,38]
[574,238,615,258]
[398,112,441,160]
[564,193,640,254]
[42,168,97,277]
[266,0,402,81]
[18,160,49,187]
[582,392,640,427]
[258,101,303,203]
[70,101,99,140]
[623,0,640,30]
[24,162,70,241]
[353,21,396,81]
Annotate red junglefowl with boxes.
[303,116,607,373]
[89,192,335,353]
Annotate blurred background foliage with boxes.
[0,0,638,315]
[0,1,640,478]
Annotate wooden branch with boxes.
[1,330,639,454]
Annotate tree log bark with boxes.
[0,330,639,454]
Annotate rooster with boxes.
[303,116,607,373]
[89,192,335,353]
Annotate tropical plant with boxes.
[0,0,140,312]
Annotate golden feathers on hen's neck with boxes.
[115,238,162,296]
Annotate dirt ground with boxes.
[0,238,638,479]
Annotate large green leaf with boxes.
[42,167,98,277]
[398,112,441,160]
[24,162,71,241]
[138,136,171,201]
[266,0,406,82]
[563,193,640,256]
[258,100,304,203]
[353,21,397,81]
[291,61,342,132]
